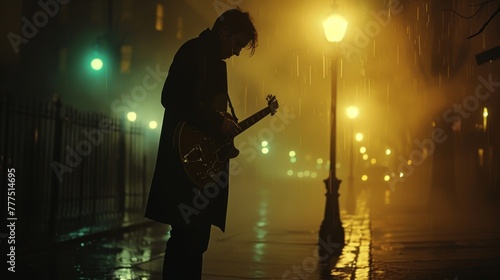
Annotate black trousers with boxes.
[162,223,212,280]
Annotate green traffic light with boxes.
[90,58,103,71]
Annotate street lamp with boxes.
[90,57,104,71]
[323,14,349,43]
[346,106,359,214]
[346,105,359,119]
[355,132,364,142]
[318,9,348,260]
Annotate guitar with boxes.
[174,94,279,188]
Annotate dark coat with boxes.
[145,29,230,231]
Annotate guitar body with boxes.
[174,121,237,188]
[174,95,279,188]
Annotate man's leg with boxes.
[163,223,211,280]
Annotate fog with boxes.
[205,0,500,233]
[3,0,498,238]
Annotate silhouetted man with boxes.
[144,7,258,280]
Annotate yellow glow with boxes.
[287,170,294,176]
[385,149,391,155]
[127,112,137,122]
[399,172,404,178]
[323,14,348,42]
[362,154,369,160]
[289,150,296,157]
[149,121,158,129]
[155,4,164,31]
[384,175,390,182]
[261,141,268,147]
[370,158,376,164]
[384,190,391,205]
[407,160,412,165]
[316,158,324,164]
[346,106,359,119]
[120,45,132,73]
[359,146,366,154]
[355,133,363,142]
[483,107,488,131]
[361,175,368,181]
[261,147,269,154]
[175,16,184,40]
[290,157,297,163]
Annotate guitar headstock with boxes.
[266,94,279,116]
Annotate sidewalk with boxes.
[15,194,372,280]
[139,193,372,280]
[370,202,500,280]
[14,192,500,279]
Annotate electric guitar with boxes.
[174,94,279,188]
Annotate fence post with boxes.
[49,97,63,237]
[117,117,126,218]
[143,154,147,209]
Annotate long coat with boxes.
[145,29,231,231]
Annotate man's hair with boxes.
[212,7,258,56]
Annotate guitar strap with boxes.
[227,94,238,123]
[221,60,238,123]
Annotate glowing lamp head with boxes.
[90,58,103,71]
[149,121,158,129]
[127,112,137,122]
[323,14,348,43]
[346,106,359,119]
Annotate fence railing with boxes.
[0,93,153,252]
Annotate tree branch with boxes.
[467,5,500,39]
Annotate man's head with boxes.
[212,7,258,60]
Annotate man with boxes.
[144,7,258,280]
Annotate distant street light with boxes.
[355,132,364,142]
[289,150,297,163]
[318,7,348,260]
[483,107,488,131]
[346,106,359,120]
[360,146,367,154]
[90,57,104,71]
[127,112,137,122]
[149,121,158,129]
[261,141,269,154]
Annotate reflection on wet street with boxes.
[19,224,169,279]
[16,186,500,280]
[18,191,372,280]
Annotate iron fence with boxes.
[0,93,152,251]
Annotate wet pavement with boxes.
[16,194,371,280]
[370,203,500,280]
[13,192,500,280]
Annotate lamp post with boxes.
[318,11,348,260]
[346,106,359,214]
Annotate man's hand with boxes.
[220,115,240,139]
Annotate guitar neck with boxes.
[237,107,272,134]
